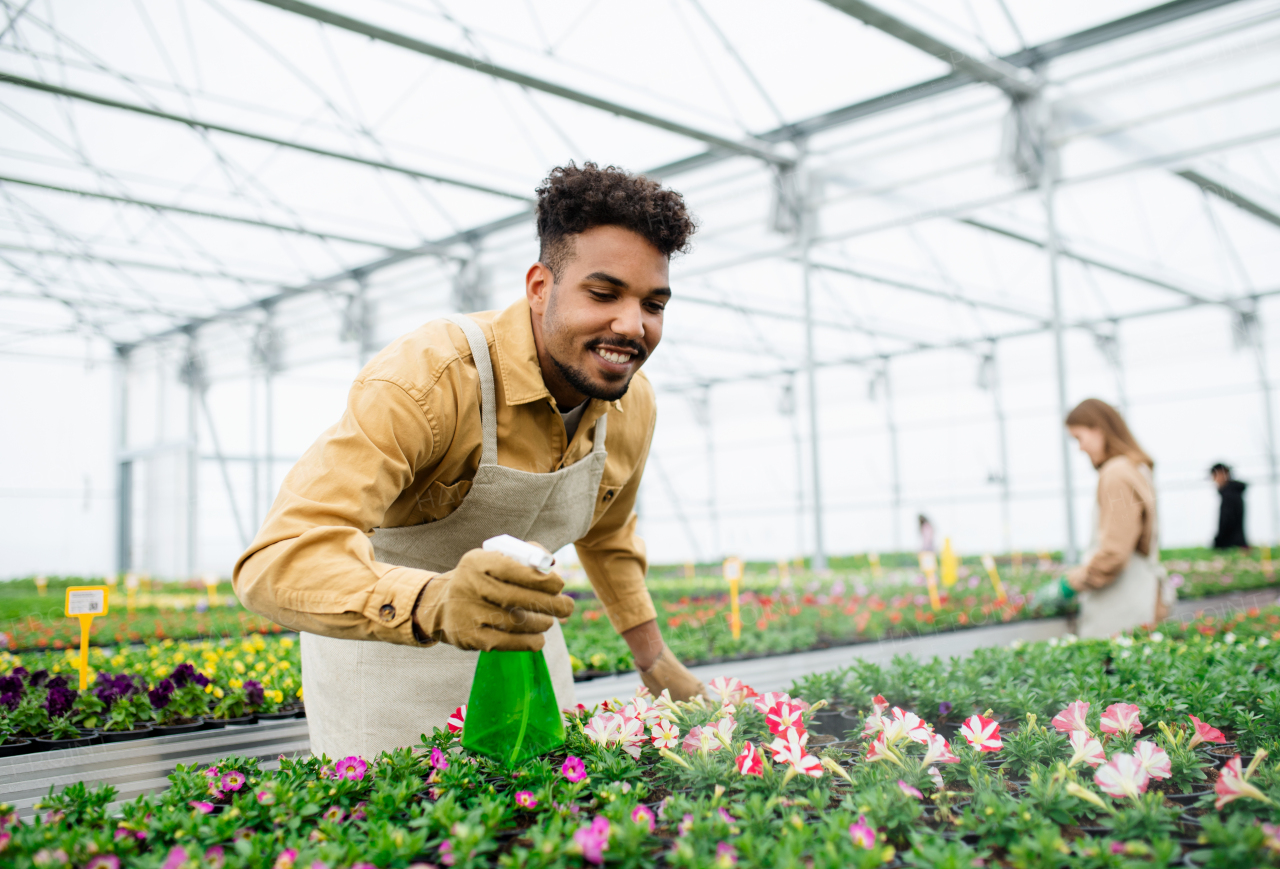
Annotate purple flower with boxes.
[43,685,77,718]
[573,816,611,864]
[939,701,954,716]
[334,756,367,781]
[27,670,48,688]
[0,675,23,696]
[148,679,175,710]
[193,672,211,688]
[0,692,19,712]
[46,675,68,691]
[171,663,196,688]
[11,667,27,678]
[243,680,264,706]
[561,756,587,782]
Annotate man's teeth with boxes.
[596,349,632,364]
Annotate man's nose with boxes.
[611,300,644,340]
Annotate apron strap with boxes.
[592,408,608,453]
[443,314,498,467]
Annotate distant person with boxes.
[918,514,935,552]
[1032,398,1172,638]
[1210,463,1248,549]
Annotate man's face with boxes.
[527,225,669,405]
[1213,469,1229,488]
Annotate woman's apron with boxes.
[1077,463,1171,639]
[301,313,603,759]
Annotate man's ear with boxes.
[526,262,554,315]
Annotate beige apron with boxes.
[301,313,605,759]
[1077,463,1171,639]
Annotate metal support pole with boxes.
[113,348,131,575]
[690,387,721,560]
[983,348,1014,554]
[1247,314,1280,544]
[781,379,807,558]
[881,359,903,553]
[249,356,259,532]
[184,340,200,578]
[1043,130,1080,563]
[801,169,828,572]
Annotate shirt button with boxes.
[603,490,615,502]
[379,604,396,621]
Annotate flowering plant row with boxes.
[4,615,1280,868]
[0,636,301,751]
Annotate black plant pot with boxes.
[35,732,99,750]
[100,725,156,743]
[1166,788,1213,807]
[0,737,35,757]
[152,718,205,736]
[257,708,299,721]
[209,714,257,727]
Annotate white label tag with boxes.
[981,554,996,571]
[67,589,105,615]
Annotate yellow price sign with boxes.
[125,572,139,613]
[918,551,941,612]
[940,538,959,588]
[684,562,695,580]
[980,553,1007,602]
[868,552,882,580]
[1263,545,1274,578]
[35,574,48,597]
[65,586,109,690]
[723,557,744,640]
[203,572,220,607]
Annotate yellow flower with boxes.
[254,662,266,673]
[205,684,214,694]
[232,660,246,674]
[212,687,224,699]
[230,678,243,690]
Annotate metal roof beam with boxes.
[817,0,1037,98]
[0,174,406,249]
[250,0,787,166]
[1177,169,1280,231]
[0,243,284,284]
[0,73,531,201]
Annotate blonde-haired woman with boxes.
[1033,398,1172,638]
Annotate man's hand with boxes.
[412,548,575,651]
[1030,576,1077,612]
[637,644,706,702]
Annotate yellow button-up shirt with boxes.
[233,298,658,645]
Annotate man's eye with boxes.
[589,291,614,302]
[645,302,666,313]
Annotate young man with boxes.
[233,163,704,759]
[1210,463,1248,549]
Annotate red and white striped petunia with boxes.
[1094,753,1149,800]
[583,713,622,747]
[650,720,680,750]
[885,708,932,745]
[709,716,738,749]
[871,695,890,716]
[766,700,807,736]
[446,705,467,734]
[708,677,754,707]
[617,715,647,759]
[921,732,960,766]
[623,697,661,724]
[735,740,763,776]
[1099,703,1143,736]
[1215,754,1273,810]
[1051,700,1091,735]
[959,714,1002,752]
[865,733,902,766]
[769,727,823,779]
[1187,715,1227,750]
[1066,730,1106,768]
[1133,741,1172,780]
[753,692,791,714]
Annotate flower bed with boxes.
[0,636,302,753]
[3,612,1278,866]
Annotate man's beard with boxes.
[550,348,635,402]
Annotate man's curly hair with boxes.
[535,162,696,280]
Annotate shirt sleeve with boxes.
[1067,462,1147,592]
[232,377,439,646]
[574,414,658,634]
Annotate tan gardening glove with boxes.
[638,645,706,702]
[412,548,575,651]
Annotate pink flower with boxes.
[0,831,10,853]
[447,705,466,734]
[1051,701,1091,735]
[256,790,275,805]
[650,720,680,749]
[1133,741,1172,780]
[515,790,537,809]
[849,815,876,848]
[960,715,1002,752]
[85,857,120,869]
[1187,715,1226,750]
[561,755,587,783]
[1100,703,1143,736]
[769,727,823,778]
[631,805,655,832]
[321,805,344,822]
[220,770,245,792]
[753,691,790,713]
[921,732,960,765]
[766,700,806,736]
[430,747,449,770]
[203,766,220,779]
[735,741,763,776]
[438,841,455,867]
[190,801,214,814]
[1067,730,1106,768]
[715,841,738,867]
[273,850,298,869]
[350,801,367,821]
[161,847,189,869]
[1215,755,1273,810]
[1094,753,1150,800]
[898,779,924,799]
[573,816,611,865]
[678,813,695,836]
[334,756,367,781]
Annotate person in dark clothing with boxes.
[1211,463,1248,549]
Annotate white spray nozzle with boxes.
[482,534,555,572]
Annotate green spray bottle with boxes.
[461,535,566,767]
